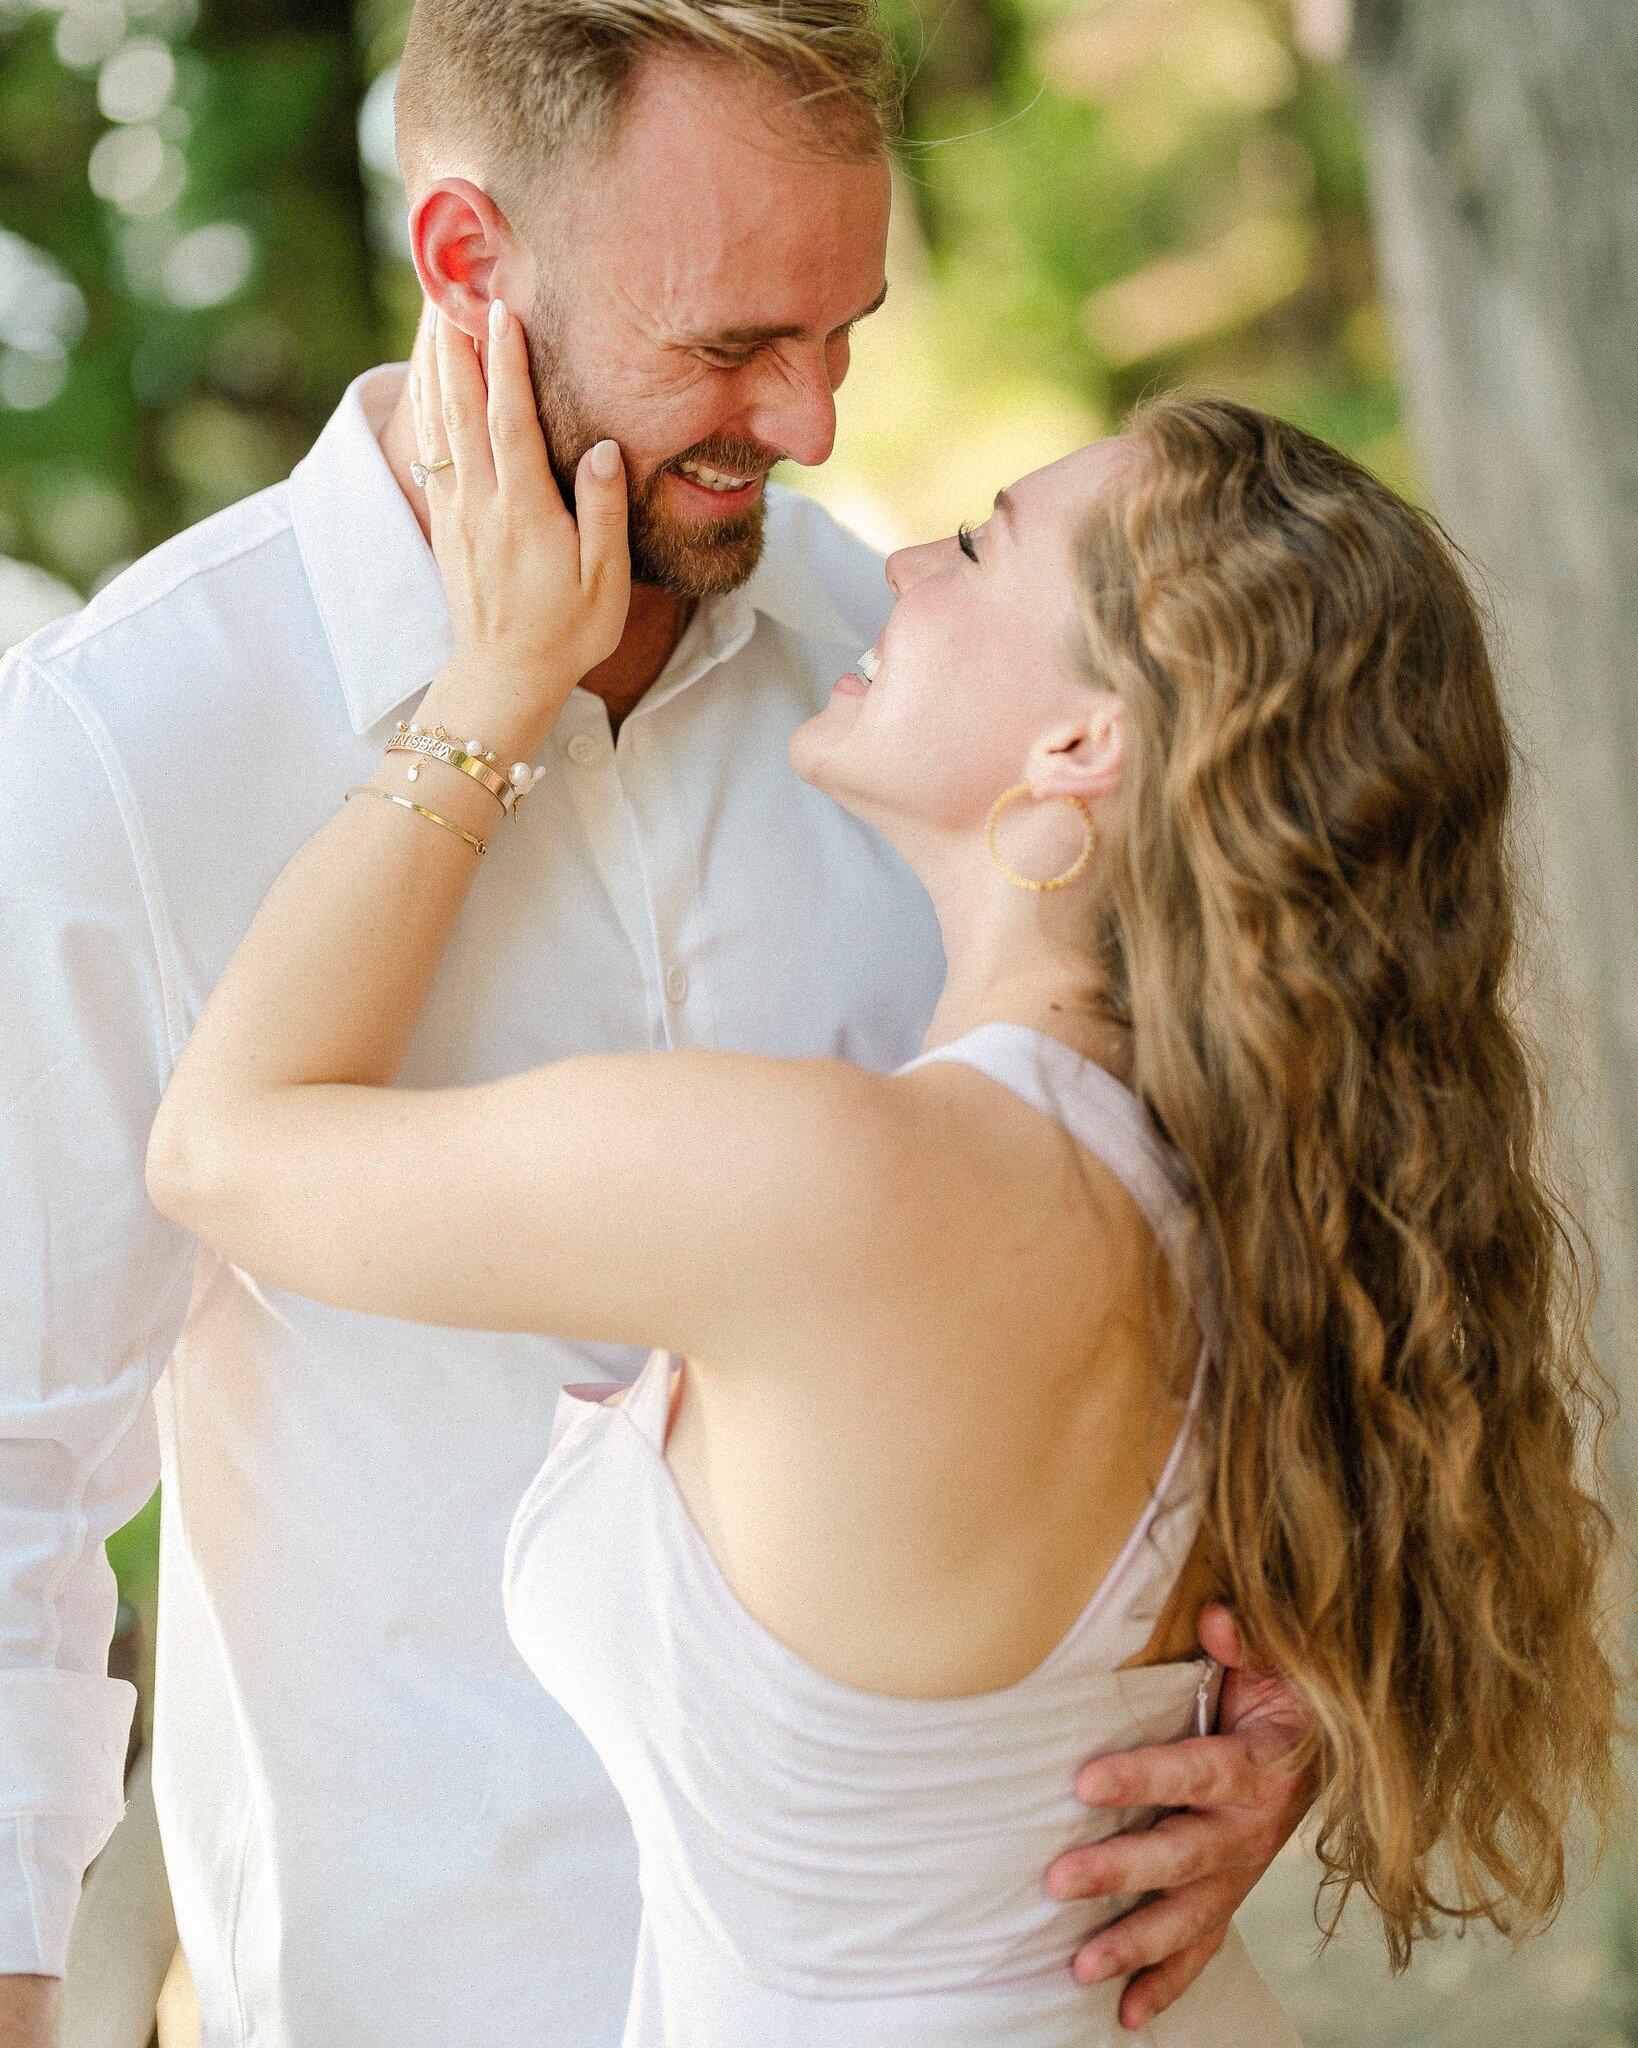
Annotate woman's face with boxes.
[790,438,1139,857]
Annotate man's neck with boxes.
[380,371,693,737]
[584,585,695,735]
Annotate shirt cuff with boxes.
[0,1670,136,1974]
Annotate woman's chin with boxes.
[788,703,851,792]
[787,713,824,789]
[792,673,874,775]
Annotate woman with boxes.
[147,308,1619,2046]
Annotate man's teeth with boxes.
[856,647,880,684]
[679,459,756,492]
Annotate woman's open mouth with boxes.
[833,646,880,698]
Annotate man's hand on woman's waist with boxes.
[1046,1604,1315,2032]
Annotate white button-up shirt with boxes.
[0,366,945,2045]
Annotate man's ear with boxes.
[409,178,513,341]
[1026,694,1124,806]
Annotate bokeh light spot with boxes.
[55,2,128,71]
[161,222,255,309]
[0,348,68,412]
[0,230,89,360]
[97,36,177,124]
[88,122,186,213]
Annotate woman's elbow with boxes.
[145,1087,236,1235]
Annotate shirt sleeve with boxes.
[0,649,197,1974]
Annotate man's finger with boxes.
[1071,1872,1247,1986]
[435,309,496,492]
[1115,1928,1228,2031]
[1048,1809,1258,1903]
[1076,1734,1264,1812]
[485,298,560,508]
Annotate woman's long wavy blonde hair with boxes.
[1080,396,1622,1964]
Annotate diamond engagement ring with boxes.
[410,457,455,488]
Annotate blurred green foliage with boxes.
[0,0,381,590]
[0,0,1404,599]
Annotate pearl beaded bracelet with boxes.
[386,722,547,814]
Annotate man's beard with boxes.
[526,313,771,600]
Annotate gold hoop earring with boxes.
[985,782,1096,893]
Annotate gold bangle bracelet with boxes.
[344,784,487,855]
[386,730,511,808]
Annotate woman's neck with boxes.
[922,891,1131,1084]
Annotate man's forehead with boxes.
[615,48,882,162]
[586,63,891,239]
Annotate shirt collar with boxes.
[288,367,866,738]
[288,365,454,738]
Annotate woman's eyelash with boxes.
[957,523,978,562]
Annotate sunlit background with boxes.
[2,0,1632,2043]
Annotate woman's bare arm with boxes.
[151,1038,909,1357]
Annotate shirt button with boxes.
[665,966,690,1006]
[566,733,601,765]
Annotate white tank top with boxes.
[503,1024,1297,2047]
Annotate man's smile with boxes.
[664,462,766,515]
[676,455,760,492]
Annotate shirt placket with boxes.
[548,691,671,1049]
[614,601,760,1053]
[615,709,716,1052]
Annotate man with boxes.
[0,3,1308,2042]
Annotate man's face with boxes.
[518,59,892,598]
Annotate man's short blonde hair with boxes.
[396,0,900,208]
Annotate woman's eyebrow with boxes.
[686,281,890,349]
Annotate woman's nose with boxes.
[886,539,947,598]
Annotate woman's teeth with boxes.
[678,459,757,492]
[856,647,880,685]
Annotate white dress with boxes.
[503,1025,1300,2045]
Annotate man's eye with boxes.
[695,348,754,371]
[957,523,978,562]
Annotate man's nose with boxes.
[747,347,839,470]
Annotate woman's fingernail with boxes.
[590,439,621,480]
[489,297,508,340]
